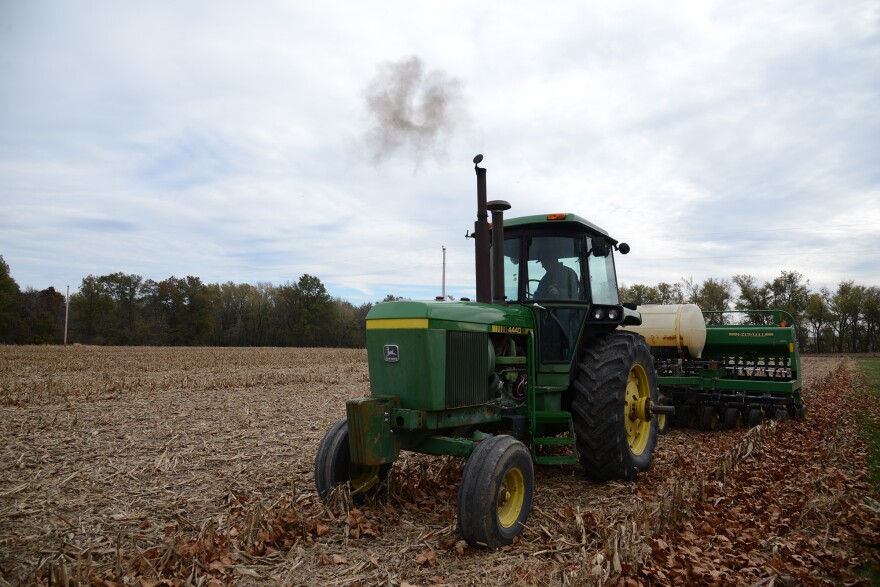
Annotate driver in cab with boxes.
[535,250,579,299]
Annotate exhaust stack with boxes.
[488,199,511,304]
[473,154,491,303]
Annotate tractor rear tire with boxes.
[457,435,534,550]
[698,406,720,431]
[315,419,390,504]
[571,331,658,482]
[723,407,743,429]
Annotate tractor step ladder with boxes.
[531,411,579,465]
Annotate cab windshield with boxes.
[502,235,587,302]
[501,232,620,362]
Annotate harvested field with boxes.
[0,347,878,586]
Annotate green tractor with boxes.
[315,155,671,549]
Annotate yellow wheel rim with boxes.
[497,467,526,529]
[624,364,651,456]
[350,465,381,495]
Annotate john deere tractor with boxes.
[315,155,671,549]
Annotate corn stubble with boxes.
[0,347,875,586]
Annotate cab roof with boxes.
[504,213,611,238]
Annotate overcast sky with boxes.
[1,1,878,305]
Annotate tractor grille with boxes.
[445,331,489,408]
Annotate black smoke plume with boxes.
[363,56,465,168]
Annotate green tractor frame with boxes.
[315,154,671,549]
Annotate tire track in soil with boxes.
[638,358,880,585]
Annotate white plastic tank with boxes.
[622,304,707,359]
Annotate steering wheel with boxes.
[526,279,541,299]
[526,279,541,300]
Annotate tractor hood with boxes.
[366,300,534,333]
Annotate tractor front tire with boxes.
[457,435,534,550]
[572,331,659,482]
[315,419,390,504]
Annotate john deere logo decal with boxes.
[384,345,400,363]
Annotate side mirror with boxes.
[590,238,611,257]
[616,242,630,255]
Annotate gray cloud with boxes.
[0,2,877,303]
[65,218,139,233]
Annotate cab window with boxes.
[525,236,585,301]
[587,239,620,305]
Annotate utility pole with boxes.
[64,285,70,347]
[441,246,446,299]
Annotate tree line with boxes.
[0,255,399,347]
[619,270,880,353]
[1,256,877,352]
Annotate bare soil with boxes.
[0,347,877,586]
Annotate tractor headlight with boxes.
[608,308,620,321]
[592,308,606,320]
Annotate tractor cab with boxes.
[499,214,639,367]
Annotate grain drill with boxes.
[624,304,805,431]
